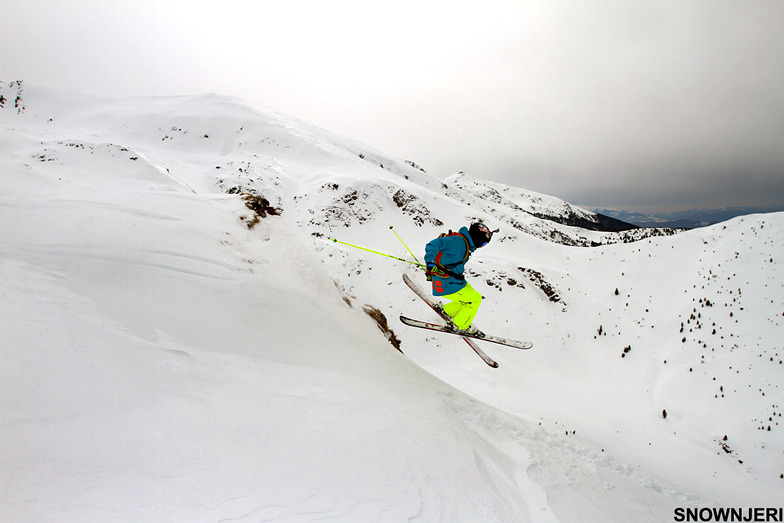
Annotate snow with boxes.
[2,82,782,521]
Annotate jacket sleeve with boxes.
[424,237,441,268]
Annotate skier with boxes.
[424,222,494,336]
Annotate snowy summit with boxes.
[1,81,782,522]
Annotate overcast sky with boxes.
[2,0,783,212]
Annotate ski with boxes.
[402,273,499,367]
[399,315,533,351]
[402,273,533,349]
[400,315,500,368]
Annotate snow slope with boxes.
[1,83,782,521]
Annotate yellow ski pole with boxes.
[327,237,425,269]
[389,225,422,266]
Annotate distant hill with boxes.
[592,206,784,228]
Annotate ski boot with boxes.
[458,325,485,338]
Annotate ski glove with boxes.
[425,265,434,281]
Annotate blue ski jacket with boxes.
[424,226,476,296]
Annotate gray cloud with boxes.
[2,0,783,212]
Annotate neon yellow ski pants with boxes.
[441,282,482,330]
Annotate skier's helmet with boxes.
[469,222,493,248]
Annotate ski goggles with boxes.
[477,225,497,247]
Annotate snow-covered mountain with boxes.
[2,82,782,521]
[446,171,639,233]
